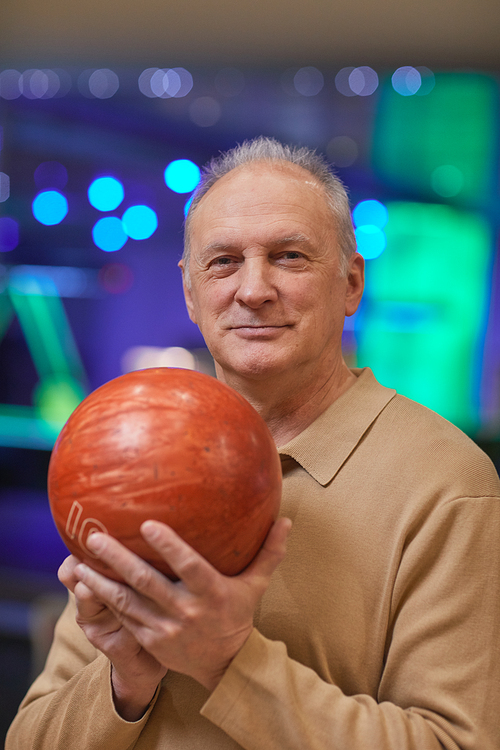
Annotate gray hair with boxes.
[182,137,356,284]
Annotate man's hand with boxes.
[71,517,291,697]
[58,555,168,721]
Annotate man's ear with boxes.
[178,260,197,324]
[345,252,365,317]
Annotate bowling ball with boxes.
[48,368,282,581]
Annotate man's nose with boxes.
[234,257,278,308]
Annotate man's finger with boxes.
[58,554,82,592]
[239,517,292,585]
[74,562,144,623]
[84,532,177,603]
[140,520,219,596]
[73,580,107,619]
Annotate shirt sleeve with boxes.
[5,594,159,750]
[201,496,500,750]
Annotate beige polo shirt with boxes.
[7,369,500,750]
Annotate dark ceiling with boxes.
[1,0,499,70]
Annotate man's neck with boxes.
[215,360,356,447]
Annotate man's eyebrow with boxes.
[198,234,312,259]
[273,234,310,246]
[201,234,310,252]
[200,241,235,254]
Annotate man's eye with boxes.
[278,251,305,262]
[212,257,233,266]
[209,256,240,273]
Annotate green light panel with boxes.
[0,270,88,449]
[373,73,497,204]
[356,202,491,433]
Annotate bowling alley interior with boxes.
[1,0,500,740]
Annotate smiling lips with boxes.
[230,324,290,338]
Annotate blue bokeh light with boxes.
[164,159,200,194]
[92,217,127,252]
[355,225,386,260]
[391,67,422,96]
[34,161,68,190]
[0,217,19,252]
[88,176,124,211]
[353,200,388,229]
[122,205,158,240]
[32,190,68,225]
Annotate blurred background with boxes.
[1,0,499,740]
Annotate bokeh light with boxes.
[138,68,193,98]
[353,200,388,229]
[92,217,127,252]
[122,346,196,373]
[20,69,61,99]
[293,67,324,96]
[122,205,158,240]
[9,265,91,298]
[152,69,180,97]
[88,176,124,211]
[348,67,379,96]
[34,161,68,190]
[89,69,119,99]
[0,70,22,100]
[78,69,119,98]
[327,136,359,167]
[32,191,68,225]
[189,97,221,127]
[431,165,465,197]
[0,172,10,202]
[164,159,201,193]
[335,68,357,97]
[98,263,134,294]
[0,217,19,252]
[150,69,174,97]
[416,67,435,95]
[392,67,422,96]
[355,225,387,259]
[34,375,85,425]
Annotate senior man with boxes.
[7,138,500,750]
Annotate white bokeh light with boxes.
[20,69,61,99]
[138,67,193,98]
[88,69,120,99]
[0,70,22,100]
[121,346,196,373]
[326,136,359,167]
[348,67,379,96]
[293,67,324,96]
[189,97,221,127]
[335,67,357,97]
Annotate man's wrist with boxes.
[110,666,161,722]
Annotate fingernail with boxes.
[86,533,103,552]
[141,520,158,540]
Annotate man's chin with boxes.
[215,352,291,383]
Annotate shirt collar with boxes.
[278,368,397,486]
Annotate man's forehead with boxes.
[207,160,321,193]
[191,161,330,224]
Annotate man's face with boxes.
[181,162,364,387]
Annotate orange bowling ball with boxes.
[48,368,282,580]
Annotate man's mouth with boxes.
[230,324,289,337]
